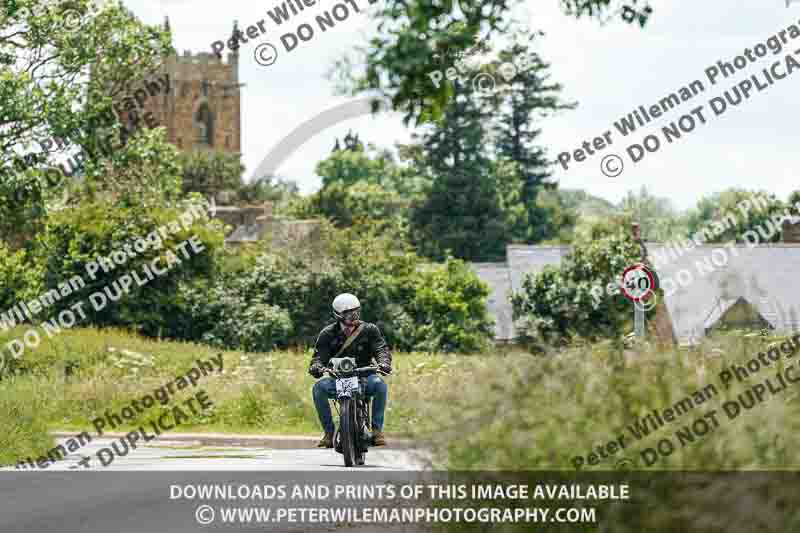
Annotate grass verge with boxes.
[0,326,483,466]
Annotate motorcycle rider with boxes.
[309,293,392,448]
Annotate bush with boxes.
[182,223,493,353]
[182,277,294,352]
[27,197,225,338]
[408,258,493,353]
[0,241,41,313]
[511,214,640,346]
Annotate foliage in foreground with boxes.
[427,331,800,533]
[425,331,800,471]
[333,0,651,125]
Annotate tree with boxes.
[618,186,688,242]
[557,188,616,217]
[285,180,407,235]
[410,80,509,262]
[484,36,576,243]
[491,158,528,240]
[178,150,244,198]
[0,0,173,243]
[684,188,787,243]
[316,147,392,189]
[789,190,800,216]
[329,0,653,125]
[65,128,182,213]
[237,175,299,206]
[342,130,364,152]
[532,187,579,244]
[316,143,430,200]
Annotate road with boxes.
[3,436,432,471]
[0,437,435,532]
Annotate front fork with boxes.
[334,382,372,448]
[360,397,372,446]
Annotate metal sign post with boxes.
[631,223,649,338]
[634,305,645,338]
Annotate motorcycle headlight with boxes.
[339,359,355,373]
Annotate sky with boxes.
[121,0,800,211]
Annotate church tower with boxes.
[139,18,243,155]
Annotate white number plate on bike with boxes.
[335,377,359,396]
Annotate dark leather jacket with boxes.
[309,321,392,375]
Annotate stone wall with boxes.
[258,218,322,246]
[213,205,270,235]
[211,202,323,249]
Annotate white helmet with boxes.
[332,293,361,322]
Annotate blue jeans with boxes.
[312,375,387,434]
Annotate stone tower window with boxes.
[194,103,214,147]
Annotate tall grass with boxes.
[4,324,797,474]
[0,374,61,466]
[0,326,480,466]
[422,331,800,470]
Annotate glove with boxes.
[309,363,325,379]
[378,362,392,376]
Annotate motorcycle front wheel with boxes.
[339,397,358,467]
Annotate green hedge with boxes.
[1,204,492,355]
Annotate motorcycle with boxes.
[325,357,386,467]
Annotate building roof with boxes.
[473,243,800,344]
[470,263,515,341]
[649,243,800,344]
[506,245,571,294]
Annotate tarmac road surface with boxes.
[0,437,435,533]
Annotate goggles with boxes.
[339,308,360,322]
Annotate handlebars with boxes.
[324,365,386,378]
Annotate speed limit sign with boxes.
[620,263,655,302]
